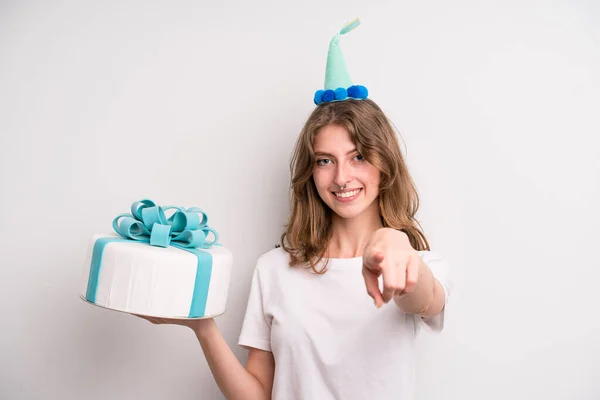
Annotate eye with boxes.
[316,158,332,166]
[353,154,365,162]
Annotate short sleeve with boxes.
[238,266,272,352]
[416,251,452,333]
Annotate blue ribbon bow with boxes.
[112,199,219,249]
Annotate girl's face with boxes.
[312,124,381,221]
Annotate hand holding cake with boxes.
[134,313,215,332]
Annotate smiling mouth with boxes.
[333,188,362,199]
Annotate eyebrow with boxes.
[314,148,358,157]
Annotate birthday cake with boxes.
[80,199,233,319]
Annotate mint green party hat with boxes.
[314,18,368,105]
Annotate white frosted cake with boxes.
[80,200,233,319]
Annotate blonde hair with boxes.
[281,99,430,273]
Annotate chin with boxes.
[336,211,363,220]
[328,204,367,220]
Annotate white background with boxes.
[1,1,599,399]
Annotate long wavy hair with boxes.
[280,99,430,273]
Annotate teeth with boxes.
[335,189,360,198]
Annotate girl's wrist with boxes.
[192,318,217,339]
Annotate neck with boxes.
[326,201,383,259]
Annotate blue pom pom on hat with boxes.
[322,89,336,103]
[314,18,369,105]
[347,85,368,99]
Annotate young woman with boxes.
[139,19,451,400]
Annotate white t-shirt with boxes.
[238,247,451,400]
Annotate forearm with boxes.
[394,260,444,317]
[194,320,269,400]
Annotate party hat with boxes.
[314,18,369,105]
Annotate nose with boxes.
[334,162,352,188]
